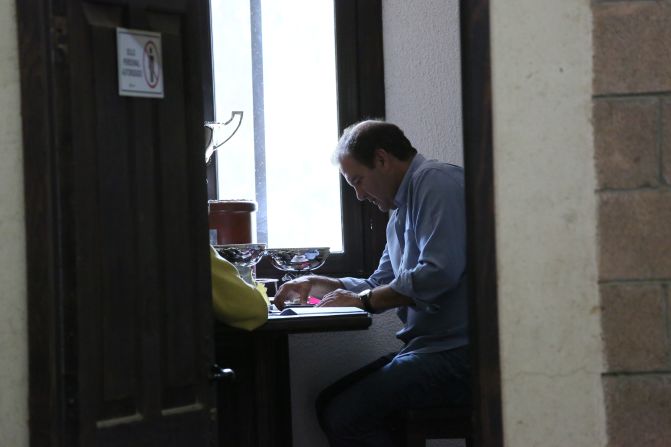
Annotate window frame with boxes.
[208,0,388,279]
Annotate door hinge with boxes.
[51,15,68,62]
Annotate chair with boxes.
[401,406,473,447]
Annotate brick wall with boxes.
[593,1,671,446]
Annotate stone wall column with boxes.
[593,2,671,445]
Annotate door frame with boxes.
[17,0,67,444]
[17,0,502,445]
[460,0,504,445]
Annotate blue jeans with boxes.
[315,346,470,447]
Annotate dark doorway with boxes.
[17,0,502,445]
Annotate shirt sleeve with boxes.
[339,243,396,293]
[389,166,466,311]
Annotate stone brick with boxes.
[594,2,671,95]
[662,99,671,185]
[598,190,671,280]
[594,98,659,189]
[601,283,669,372]
[603,375,671,447]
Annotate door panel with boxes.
[151,10,198,413]
[65,1,215,445]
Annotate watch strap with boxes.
[359,289,375,314]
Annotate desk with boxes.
[214,312,372,447]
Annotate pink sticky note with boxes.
[307,296,321,305]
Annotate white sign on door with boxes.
[117,28,164,98]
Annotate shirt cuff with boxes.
[339,276,373,294]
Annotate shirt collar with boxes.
[393,153,425,209]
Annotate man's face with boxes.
[338,152,396,212]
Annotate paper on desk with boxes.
[279,306,366,316]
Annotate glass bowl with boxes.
[213,243,267,268]
[264,247,330,273]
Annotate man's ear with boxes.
[374,148,389,167]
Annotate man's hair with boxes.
[332,120,417,168]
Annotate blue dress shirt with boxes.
[340,154,468,356]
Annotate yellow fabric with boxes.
[210,245,269,331]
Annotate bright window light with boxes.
[210,0,343,252]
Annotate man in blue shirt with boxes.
[274,120,469,446]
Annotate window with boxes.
[208,0,387,277]
[210,0,342,251]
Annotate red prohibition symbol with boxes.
[143,40,160,88]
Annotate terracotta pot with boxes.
[208,200,257,245]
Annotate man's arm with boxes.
[317,284,413,313]
[390,166,466,308]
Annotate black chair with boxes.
[401,406,473,447]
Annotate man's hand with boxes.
[317,285,415,313]
[273,276,313,310]
[273,275,343,309]
[317,289,363,309]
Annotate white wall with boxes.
[0,0,29,446]
[289,1,463,446]
[384,0,463,165]
[491,0,607,445]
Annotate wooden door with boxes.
[18,0,217,446]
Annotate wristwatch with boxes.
[358,289,375,314]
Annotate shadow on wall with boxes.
[289,312,402,446]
